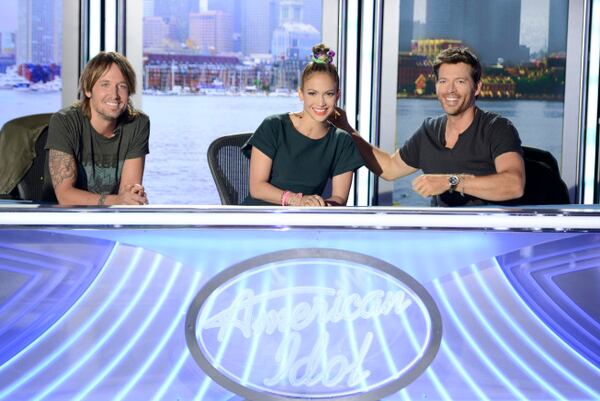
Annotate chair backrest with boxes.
[0,113,56,203]
[517,146,570,205]
[207,132,252,205]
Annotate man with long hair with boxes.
[46,51,149,205]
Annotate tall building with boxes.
[272,23,319,60]
[398,0,414,52]
[154,0,200,43]
[241,0,276,55]
[189,10,233,54]
[548,0,568,54]
[143,16,170,49]
[208,0,242,51]
[425,0,524,65]
[279,0,303,24]
[17,0,62,65]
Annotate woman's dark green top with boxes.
[241,113,364,205]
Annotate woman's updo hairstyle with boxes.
[300,43,339,90]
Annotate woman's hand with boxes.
[290,194,327,207]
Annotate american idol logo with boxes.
[186,249,442,401]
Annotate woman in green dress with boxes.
[242,43,364,206]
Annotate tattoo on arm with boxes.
[48,149,77,187]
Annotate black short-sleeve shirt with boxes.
[399,107,522,206]
[242,113,364,205]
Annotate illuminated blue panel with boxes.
[498,233,600,366]
[0,230,114,366]
[0,228,599,401]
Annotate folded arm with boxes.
[411,151,525,201]
[48,149,148,205]
[248,147,331,206]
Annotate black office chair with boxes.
[207,132,252,205]
[516,146,570,205]
[0,113,56,203]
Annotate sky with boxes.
[0,0,17,31]
[0,0,550,53]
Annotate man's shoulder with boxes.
[121,110,150,127]
[477,108,515,130]
[422,114,446,129]
[49,105,87,134]
[52,105,84,121]
[419,114,446,137]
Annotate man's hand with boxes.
[328,107,355,134]
[412,174,450,198]
[116,183,148,205]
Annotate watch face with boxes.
[449,175,459,186]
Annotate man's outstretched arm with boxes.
[330,108,416,180]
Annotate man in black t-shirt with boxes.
[333,47,525,206]
[46,52,149,206]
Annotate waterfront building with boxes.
[189,10,234,54]
[410,39,462,60]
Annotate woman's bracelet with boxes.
[281,191,291,206]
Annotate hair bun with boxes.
[312,44,335,64]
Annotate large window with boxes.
[383,0,569,206]
[140,0,323,205]
[0,0,63,128]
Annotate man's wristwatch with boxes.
[448,175,460,193]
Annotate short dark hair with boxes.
[77,51,138,120]
[300,43,339,90]
[433,47,482,84]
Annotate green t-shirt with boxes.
[242,113,364,205]
[46,106,150,195]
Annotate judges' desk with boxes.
[0,205,599,401]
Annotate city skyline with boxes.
[1,0,552,55]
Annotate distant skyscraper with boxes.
[17,0,62,65]
[154,0,200,43]
[144,16,169,49]
[425,0,524,65]
[279,0,303,24]
[241,0,275,55]
[272,23,319,60]
[208,0,242,51]
[548,0,568,54]
[189,11,233,53]
[398,0,414,52]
